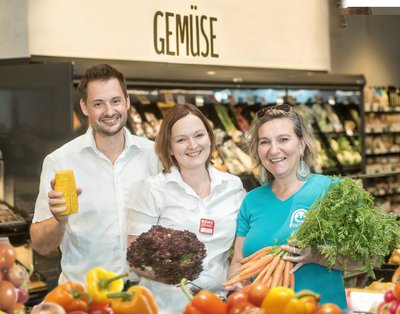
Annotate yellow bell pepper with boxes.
[86,267,126,305]
[107,285,158,314]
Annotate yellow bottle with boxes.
[54,170,79,215]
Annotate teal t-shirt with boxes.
[236,174,347,310]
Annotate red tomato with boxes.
[68,312,88,314]
[88,303,113,314]
[391,300,400,314]
[229,301,256,314]
[315,303,342,314]
[227,290,249,312]
[0,280,18,312]
[248,283,269,307]
[385,290,397,303]
[0,242,16,270]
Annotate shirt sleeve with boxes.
[236,196,250,237]
[127,177,161,235]
[32,155,56,223]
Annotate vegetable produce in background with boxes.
[377,280,400,314]
[0,242,32,314]
[181,278,227,314]
[43,281,91,313]
[30,302,66,314]
[107,286,157,314]
[315,303,342,314]
[87,303,113,314]
[0,243,16,270]
[0,281,18,313]
[85,268,125,306]
[291,177,400,277]
[226,288,250,312]
[54,169,79,216]
[127,225,206,285]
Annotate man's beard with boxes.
[92,115,127,137]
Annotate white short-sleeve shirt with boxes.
[127,166,246,313]
[32,127,160,284]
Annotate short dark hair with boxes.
[155,103,216,173]
[77,64,128,101]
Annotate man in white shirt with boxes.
[30,64,160,284]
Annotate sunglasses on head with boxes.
[256,104,292,118]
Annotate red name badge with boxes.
[199,218,215,235]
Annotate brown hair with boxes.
[155,103,216,173]
[77,64,128,101]
[248,105,319,184]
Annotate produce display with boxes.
[0,242,31,314]
[376,279,400,314]
[30,267,158,314]
[183,278,343,314]
[126,225,206,285]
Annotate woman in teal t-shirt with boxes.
[226,104,357,310]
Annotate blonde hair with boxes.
[248,105,319,184]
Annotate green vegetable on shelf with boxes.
[290,177,400,278]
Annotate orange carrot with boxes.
[270,259,286,288]
[253,261,271,284]
[240,246,272,264]
[290,273,295,289]
[223,267,263,286]
[264,276,272,288]
[223,275,242,287]
[239,254,274,277]
[282,261,292,288]
[260,255,281,285]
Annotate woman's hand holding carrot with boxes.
[281,244,323,273]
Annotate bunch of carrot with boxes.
[223,246,294,289]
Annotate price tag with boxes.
[199,218,215,235]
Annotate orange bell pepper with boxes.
[86,267,126,306]
[44,281,92,312]
[181,278,227,314]
[107,285,158,314]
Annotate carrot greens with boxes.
[290,177,400,277]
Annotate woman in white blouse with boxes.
[127,103,246,313]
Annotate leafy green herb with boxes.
[290,177,400,277]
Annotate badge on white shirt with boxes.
[199,218,215,235]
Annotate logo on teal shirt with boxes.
[289,208,307,228]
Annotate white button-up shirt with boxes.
[127,166,246,313]
[32,127,160,284]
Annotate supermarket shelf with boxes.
[351,170,400,179]
[365,131,400,135]
[365,109,400,114]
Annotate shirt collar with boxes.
[165,166,227,187]
[82,127,143,151]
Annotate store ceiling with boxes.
[28,55,365,90]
